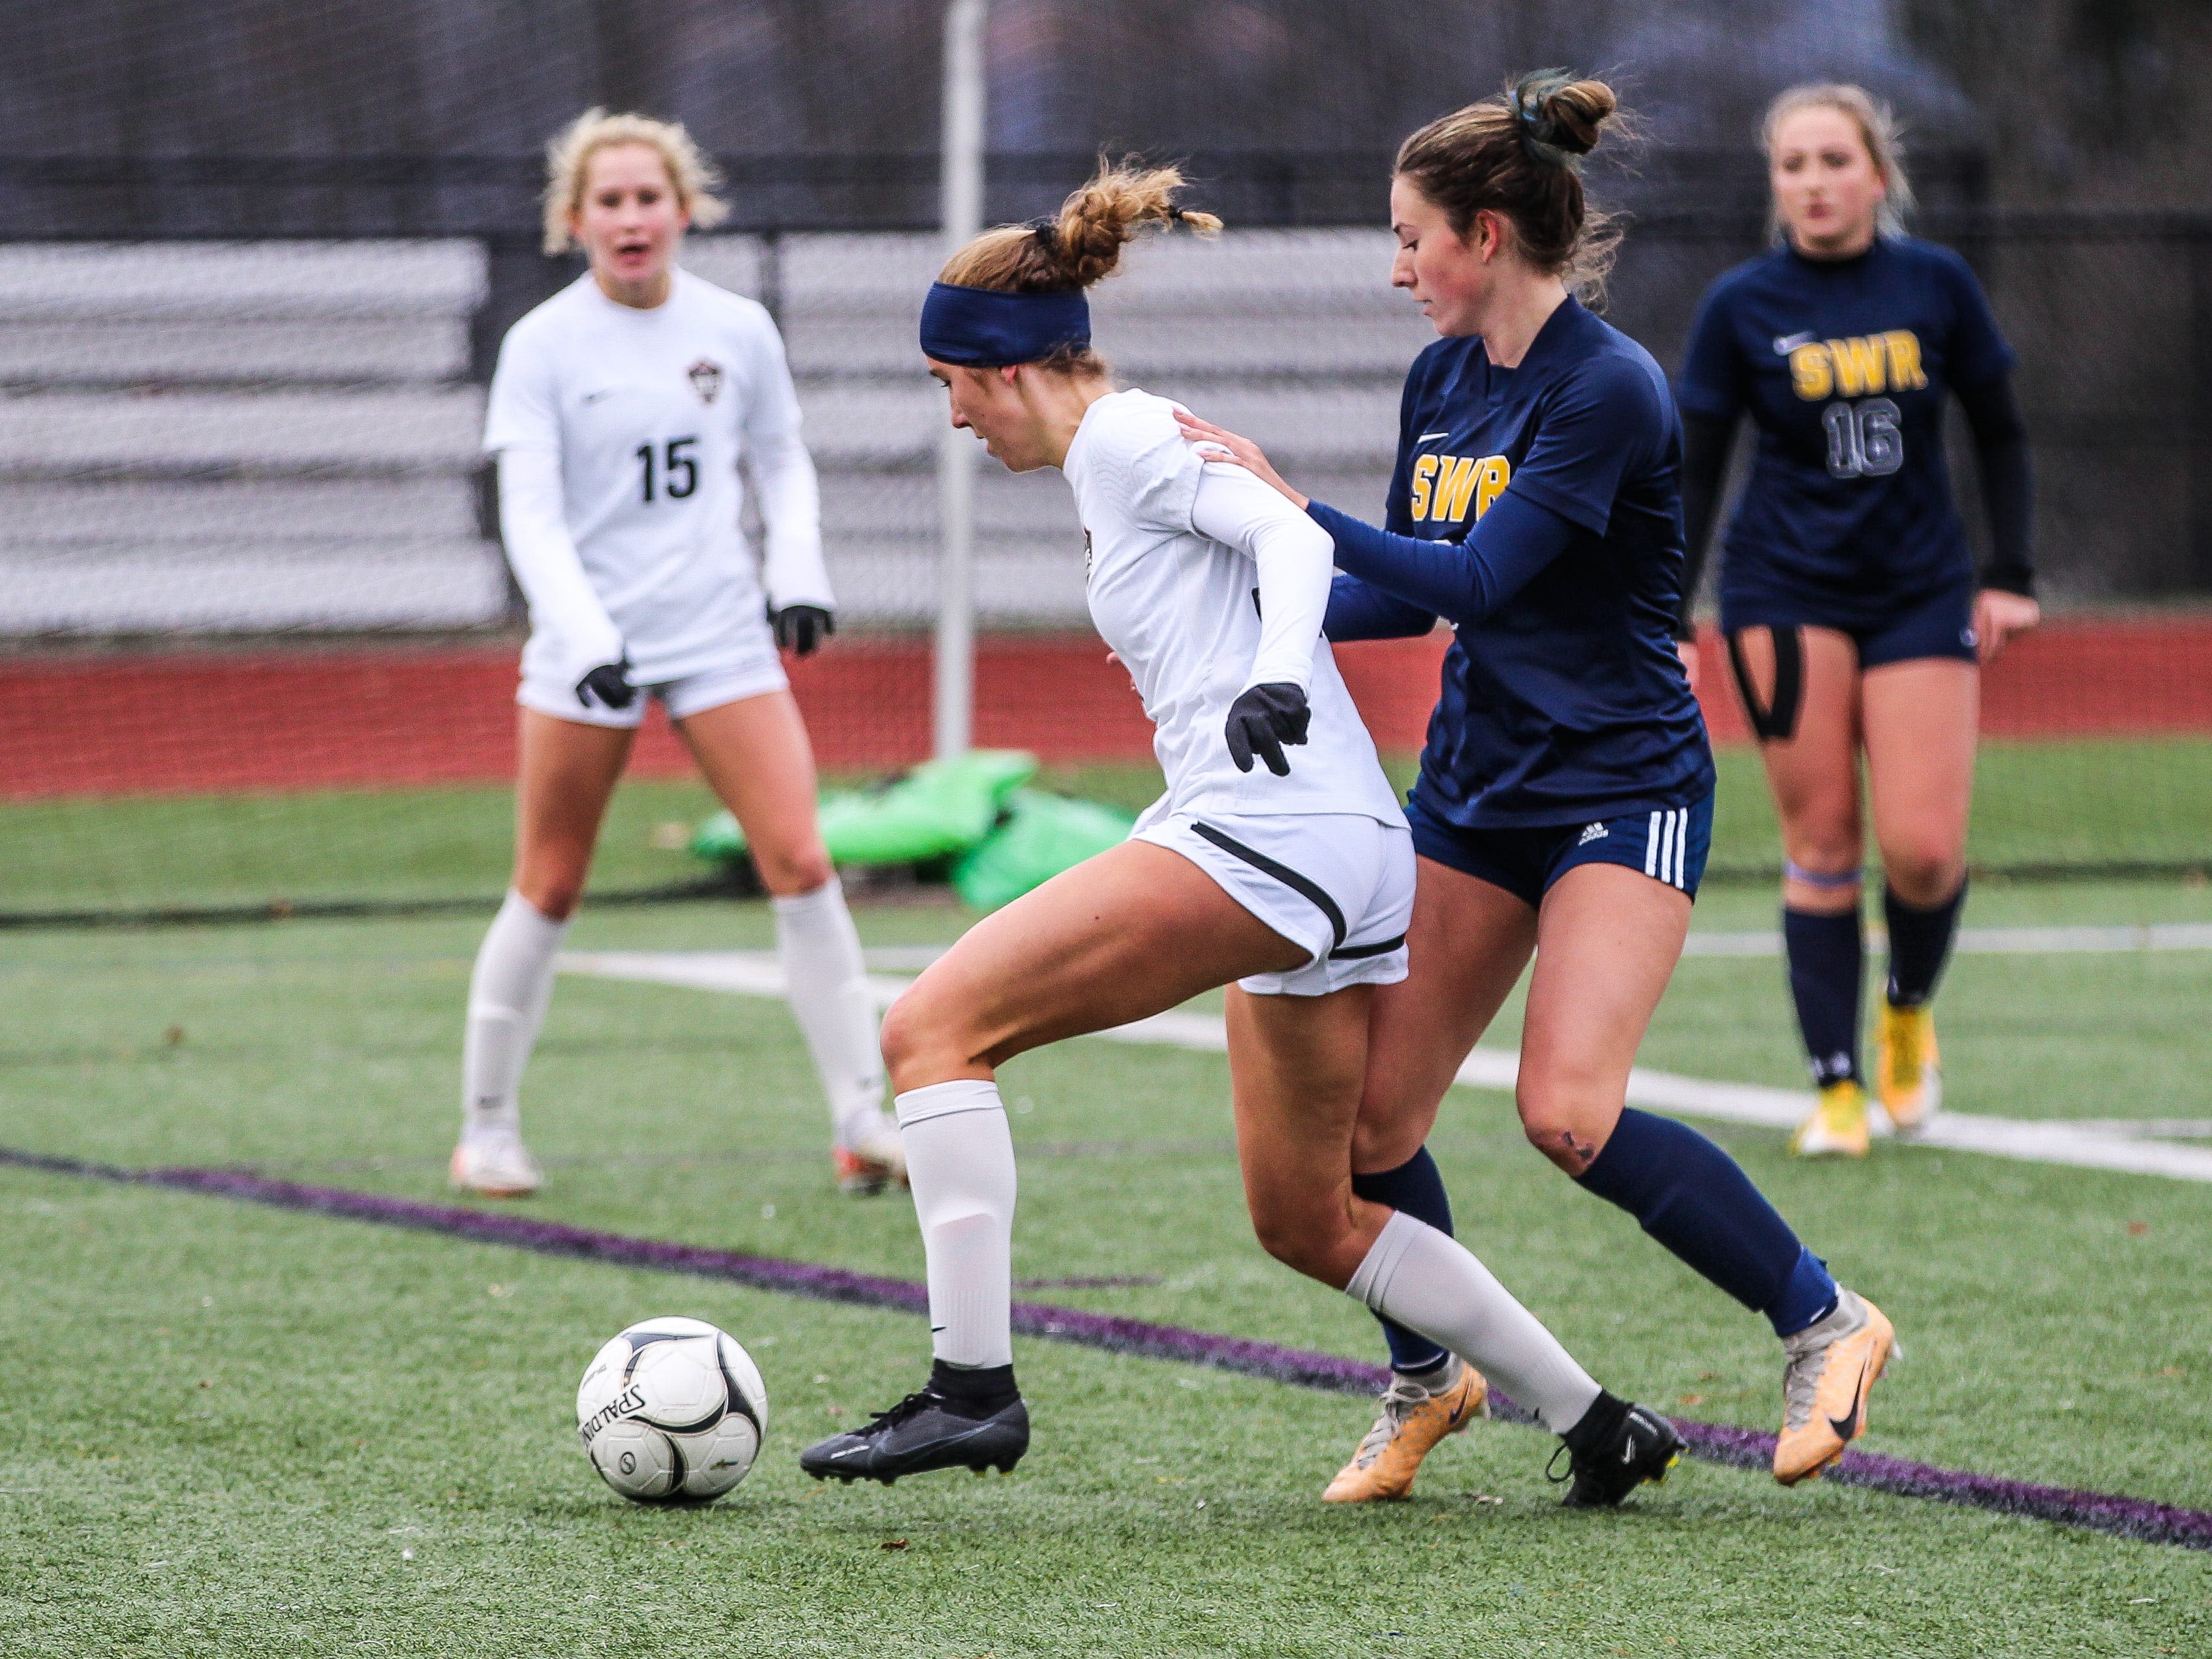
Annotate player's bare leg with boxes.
[683,690,903,1192]
[454,710,634,1198]
[801,842,1305,1484]
[1746,626,1877,1155]
[1351,860,1537,1172]
[1513,862,1691,1177]
[1526,857,1894,1482]
[1862,658,1977,1133]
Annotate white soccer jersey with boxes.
[1063,389,1404,828]
[483,269,829,687]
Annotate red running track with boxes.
[3,617,2209,800]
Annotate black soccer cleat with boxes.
[799,1386,1030,1485]
[1550,1391,1683,1509]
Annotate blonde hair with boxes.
[541,108,729,256]
[1762,84,1914,241]
[940,159,1221,375]
[1394,70,1627,303]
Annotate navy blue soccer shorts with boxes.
[1405,791,1714,909]
[1721,575,1978,671]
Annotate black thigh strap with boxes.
[1725,624,1804,743]
[1190,820,1347,951]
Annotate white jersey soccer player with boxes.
[452,110,902,1202]
[803,162,1682,1507]
[484,266,831,718]
[1068,388,1415,991]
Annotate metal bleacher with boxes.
[0,228,1425,637]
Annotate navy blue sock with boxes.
[1884,879,1966,1008]
[1352,1148,1454,1374]
[1575,1108,1838,1338]
[1783,905,1864,1086]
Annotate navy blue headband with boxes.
[919,281,1091,367]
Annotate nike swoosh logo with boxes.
[582,389,615,404]
[1828,1355,1873,1444]
[1773,332,1817,354]
[1417,431,1451,443]
[1445,1398,1467,1428]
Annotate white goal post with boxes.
[933,0,989,757]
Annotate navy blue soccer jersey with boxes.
[1359,297,1713,829]
[1677,236,2016,624]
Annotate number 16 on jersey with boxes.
[1821,399,1901,480]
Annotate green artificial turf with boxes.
[4,735,2207,919]
[2,886,2209,1653]
[5,1164,2207,1659]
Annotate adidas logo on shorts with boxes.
[1578,821,1608,845]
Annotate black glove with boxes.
[1224,682,1312,777]
[771,603,836,658]
[574,654,636,711]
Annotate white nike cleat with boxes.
[449,1135,544,1198]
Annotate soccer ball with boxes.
[576,1316,768,1503]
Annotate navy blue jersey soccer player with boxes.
[1178,71,1897,1498]
[1674,85,2038,1159]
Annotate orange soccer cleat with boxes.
[1322,1360,1488,1502]
[1774,1288,1898,1485]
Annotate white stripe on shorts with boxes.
[1645,810,1661,878]
[1669,808,1685,889]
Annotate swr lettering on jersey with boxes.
[1787,332,1927,401]
[1408,453,1512,526]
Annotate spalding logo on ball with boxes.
[576,1317,768,1502]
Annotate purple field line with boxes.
[9,1143,2210,1553]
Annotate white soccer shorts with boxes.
[1134,810,1414,997]
[517,632,790,729]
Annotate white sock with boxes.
[1347,1211,1602,1433]
[461,890,570,1144]
[896,1080,1016,1369]
[773,877,889,1146]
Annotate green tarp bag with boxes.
[690,748,1038,868]
[950,789,1136,912]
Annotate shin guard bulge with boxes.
[895,1080,1017,1369]
[461,890,570,1139]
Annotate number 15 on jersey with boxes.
[636,436,699,503]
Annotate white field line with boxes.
[1683,922,2212,958]
[877,927,2212,966]
[559,950,2212,1185]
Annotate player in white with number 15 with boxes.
[455,110,902,1199]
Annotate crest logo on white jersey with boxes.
[1578,821,1608,845]
[688,358,724,403]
